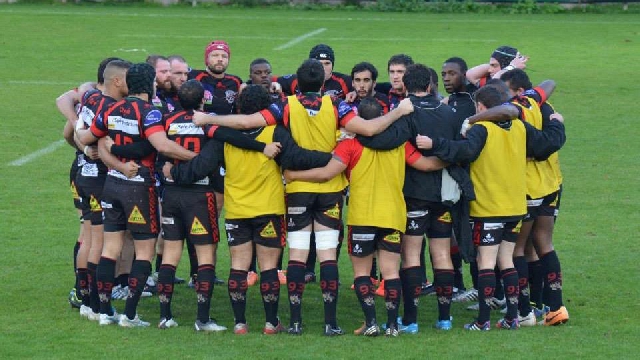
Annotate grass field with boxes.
[1,3,639,359]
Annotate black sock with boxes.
[514,256,531,316]
[354,276,376,326]
[124,260,151,320]
[320,260,339,327]
[400,266,422,324]
[528,260,544,308]
[287,260,306,326]
[260,269,280,326]
[77,268,89,306]
[87,262,99,313]
[196,264,215,323]
[540,251,563,311]
[451,246,465,290]
[155,254,163,273]
[187,240,198,278]
[117,274,130,288]
[477,269,495,323]
[228,269,248,324]
[501,268,519,321]
[384,278,402,328]
[96,256,116,315]
[470,260,479,290]
[434,269,455,321]
[158,264,176,320]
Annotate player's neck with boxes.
[206,69,225,79]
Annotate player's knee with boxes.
[287,230,312,250]
[315,230,339,250]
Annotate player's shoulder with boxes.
[331,71,352,82]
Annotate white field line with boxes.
[0,9,637,25]
[117,34,497,43]
[8,140,66,166]
[273,28,327,51]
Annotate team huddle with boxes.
[59,41,568,336]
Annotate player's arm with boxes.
[97,137,140,178]
[193,111,268,130]
[168,139,223,185]
[417,125,488,164]
[207,125,269,153]
[284,158,347,184]
[465,64,490,86]
[105,136,156,159]
[343,97,414,137]
[524,113,566,160]
[527,80,556,105]
[405,142,448,172]
[273,126,332,170]
[58,83,93,148]
[467,104,519,124]
[147,132,197,161]
[355,116,414,150]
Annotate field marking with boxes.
[4,80,78,86]
[8,140,66,166]
[119,34,497,43]
[274,28,327,51]
[1,9,638,25]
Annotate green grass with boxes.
[1,3,639,358]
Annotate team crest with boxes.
[383,232,401,244]
[225,90,237,104]
[89,195,102,212]
[190,217,209,235]
[128,205,146,224]
[324,203,340,220]
[70,182,80,200]
[260,221,277,238]
[438,211,452,224]
[512,220,523,234]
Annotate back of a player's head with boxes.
[387,54,414,70]
[296,59,324,93]
[126,63,156,98]
[491,46,518,69]
[403,64,431,94]
[428,67,439,87]
[103,60,132,82]
[484,79,510,102]
[357,97,383,120]
[145,54,168,69]
[178,80,204,111]
[444,57,468,74]
[309,44,335,65]
[97,57,124,84]
[474,85,505,109]
[500,69,532,92]
[236,84,271,115]
[351,62,378,82]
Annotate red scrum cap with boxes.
[205,41,230,63]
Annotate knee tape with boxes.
[315,230,339,250]
[287,231,311,250]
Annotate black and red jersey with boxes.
[156,88,182,113]
[189,69,242,115]
[90,97,163,185]
[348,92,390,115]
[78,89,118,176]
[277,72,353,100]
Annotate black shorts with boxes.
[471,220,522,247]
[160,187,219,246]
[69,156,84,210]
[524,190,559,222]
[76,175,106,225]
[101,176,159,239]
[348,226,402,257]
[286,192,343,231]
[225,215,286,249]
[405,198,452,238]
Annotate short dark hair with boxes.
[97,57,124,84]
[178,80,204,111]
[484,79,510,102]
[236,84,272,115]
[500,69,532,92]
[357,97,383,120]
[474,85,505,109]
[387,54,414,70]
[250,58,271,70]
[296,59,324,93]
[443,57,468,74]
[351,62,378,82]
[145,54,168,68]
[403,64,431,94]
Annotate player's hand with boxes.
[270,82,282,94]
[549,112,564,123]
[460,118,470,137]
[263,142,282,159]
[416,135,434,150]
[344,91,357,103]
[122,161,140,179]
[84,145,100,160]
[193,111,212,127]
[162,162,174,182]
[337,129,355,142]
[397,98,415,116]
[283,169,295,184]
[511,52,529,69]
[103,136,115,152]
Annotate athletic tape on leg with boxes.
[287,231,311,250]
[315,230,339,250]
